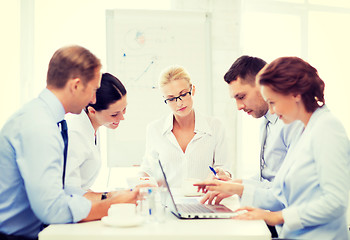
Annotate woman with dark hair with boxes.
[65,73,127,191]
[232,57,350,239]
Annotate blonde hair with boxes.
[159,65,192,88]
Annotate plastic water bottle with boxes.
[147,188,156,222]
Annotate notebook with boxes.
[158,159,241,219]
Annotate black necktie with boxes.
[58,120,68,188]
[260,118,270,181]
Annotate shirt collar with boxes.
[307,105,328,126]
[39,88,66,123]
[79,110,97,140]
[162,113,174,135]
[161,109,213,136]
[264,110,278,124]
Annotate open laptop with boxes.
[158,160,241,219]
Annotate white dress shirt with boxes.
[140,110,232,187]
[0,89,91,238]
[65,110,101,191]
[253,106,350,239]
[241,111,304,205]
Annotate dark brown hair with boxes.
[224,55,266,85]
[86,73,127,112]
[259,57,325,113]
[47,45,101,88]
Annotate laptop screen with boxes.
[158,159,180,214]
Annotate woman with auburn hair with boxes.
[140,65,232,187]
[231,57,350,239]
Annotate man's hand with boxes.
[231,178,242,184]
[194,179,244,197]
[199,191,232,205]
[81,189,140,222]
[109,189,139,204]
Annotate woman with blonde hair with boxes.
[140,65,232,187]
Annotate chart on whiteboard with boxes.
[116,27,176,88]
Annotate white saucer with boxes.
[101,216,143,228]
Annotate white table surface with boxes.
[39,211,271,240]
[39,194,271,240]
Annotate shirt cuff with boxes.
[67,194,91,223]
[240,183,256,207]
[282,207,303,232]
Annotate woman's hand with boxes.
[194,179,244,197]
[233,206,284,226]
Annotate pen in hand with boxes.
[209,166,220,180]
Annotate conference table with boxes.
[38,194,271,240]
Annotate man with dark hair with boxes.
[202,55,302,196]
[219,55,301,193]
[0,45,138,240]
[224,55,269,119]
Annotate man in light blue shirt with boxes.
[0,45,138,240]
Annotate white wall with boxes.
[0,0,21,127]
[2,0,350,189]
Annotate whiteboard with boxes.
[106,9,212,167]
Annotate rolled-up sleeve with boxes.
[252,186,285,211]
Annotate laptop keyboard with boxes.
[176,203,214,213]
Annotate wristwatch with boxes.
[101,192,108,200]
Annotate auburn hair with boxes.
[259,57,325,113]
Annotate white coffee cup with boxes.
[108,203,136,221]
[181,178,202,196]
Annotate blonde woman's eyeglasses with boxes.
[164,87,192,104]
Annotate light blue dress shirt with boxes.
[241,111,304,205]
[253,106,350,239]
[0,89,91,238]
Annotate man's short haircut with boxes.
[224,55,266,85]
[47,45,102,88]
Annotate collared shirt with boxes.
[241,111,304,205]
[65,110,101,190]
[0,89,91,238]
[140,110,232,187]
[253,106,350,239]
